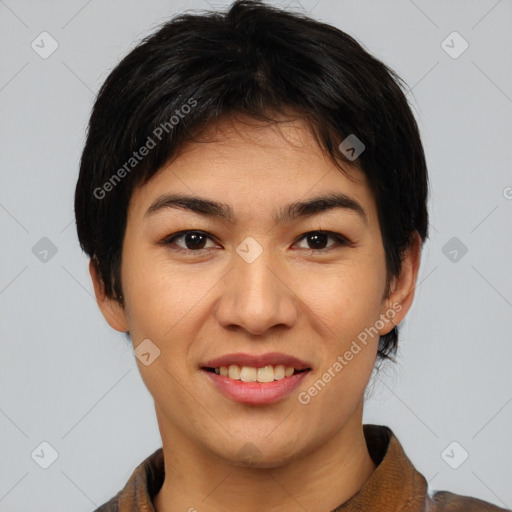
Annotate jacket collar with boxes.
[332,424,429,511]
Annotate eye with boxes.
[162,230,219,251]
[294,231,350,251]
[160,229,349,253]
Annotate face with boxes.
[92,115,419,468]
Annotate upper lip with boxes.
[201,352,311,370]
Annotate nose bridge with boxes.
[216,239,298,334]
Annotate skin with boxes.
[90,114,421,512]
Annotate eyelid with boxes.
[161,230,221,251]
[160,229,351,252]
[293,230,351,250]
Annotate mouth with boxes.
[202,365,310,383]
[199,353,312,404]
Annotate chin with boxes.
[214,436,308,470]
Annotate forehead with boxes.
[174,113,362,177]
[129,115,378,226]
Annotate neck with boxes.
[153,403,376,512]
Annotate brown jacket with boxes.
[94,424,509,511]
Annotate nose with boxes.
[214,245,299,336]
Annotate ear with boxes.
[89,259,129,332]
[378,231,422,335]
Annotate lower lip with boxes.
[201,369,310,405]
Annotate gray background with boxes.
[1,0,511,510]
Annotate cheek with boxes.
[294,336,378,446]
[300,258,386,342]
[120,243,223,346]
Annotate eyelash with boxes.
[160,230,351,254]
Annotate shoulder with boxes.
[91,493,119,511]
[89,447,164,512]
[427,490,510,511]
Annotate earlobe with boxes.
[379,232,422,334]
[89,259,129,332]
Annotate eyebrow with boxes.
[144,192,368,225]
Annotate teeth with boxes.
[228,364,241,380]
[215,364,298,382]
[240,366,257,382]
[256,365,274,383]
[274,365,285,380]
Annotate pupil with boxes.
[308,232,327,249]
[185,232,206,249]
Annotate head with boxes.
[75,0,428,466]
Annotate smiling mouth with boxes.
[203,364,310,383]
